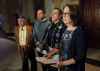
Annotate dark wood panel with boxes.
[80,0,100,48]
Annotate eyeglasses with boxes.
[63,12,70,15]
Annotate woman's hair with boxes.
[53,8,62,15]
[16,16,29,26]
[63,4,79,26]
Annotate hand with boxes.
[56,61,64,67]
[47,53,52,59]
[51,61,64,68]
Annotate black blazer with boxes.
[69,26,87,71]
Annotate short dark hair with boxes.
[34,8,45,19]
[36,8,45,14]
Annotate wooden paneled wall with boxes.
[80,0,100,48]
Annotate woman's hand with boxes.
[56,61,64,67]
[47,48,59,59]
[47,53,52,59]
[57,58,76,66]
[58,61,63,68]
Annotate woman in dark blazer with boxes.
[45,5,87,71]
[53,4,87,71]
